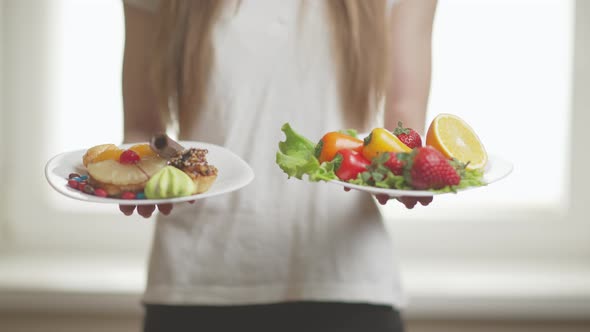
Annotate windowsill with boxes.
[400,261,590,320]
[1,253,589,319]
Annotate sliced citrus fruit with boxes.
[82,144,118,166]
[129,143,157,158]
[92,148,124,163]
[426,113,487,170]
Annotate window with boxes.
[380,0,574,220]
[1,0,152,255]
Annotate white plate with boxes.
[45,141,254,205]
[329,154,513,197]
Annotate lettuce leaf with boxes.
[276,123,338,181]
[309,158,340,182]
[458,168,487,188]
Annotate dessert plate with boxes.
[329,154,512,197]
[45,141,254,205]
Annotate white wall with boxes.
[1,0,62,252]
[571,0,590,212]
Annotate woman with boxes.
[121,0,437,331]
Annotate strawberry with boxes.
[405,146,460,190]
[393,121,422,149]
[384,152,405,175]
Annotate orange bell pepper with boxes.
[315,132,363,163]
[362,128,411,161]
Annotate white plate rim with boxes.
[45,141,255,205]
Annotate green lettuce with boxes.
[437,159,487,193]
[276,123,338,182]
[457,168,487,189]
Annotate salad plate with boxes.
[45,141,254,205]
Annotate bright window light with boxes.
[48,0,125,153]
[383,0,573,218]
[42,0,125,212]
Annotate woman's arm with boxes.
[122,4,164,143]
[385,0,438,134]
[378,0,437,209]
[120,4,172,218]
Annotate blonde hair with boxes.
[153,0,390,134]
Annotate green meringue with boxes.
[144,166,196,199]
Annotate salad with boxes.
[276,114,487,193]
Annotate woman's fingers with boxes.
[120,203,177,217]
[157,203,173,216]
[375,194,390,205]
[119,205,136,216]
[137,205,156,218]
[345,185,434,209]
[417,196,433,206]
[397,196,433,209]
[398,197,418,209]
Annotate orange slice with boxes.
[426,113,488,170]
[83,144,118,166]
[129,143,158,158]
[92,148,124,163]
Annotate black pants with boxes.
[144,302,405,332]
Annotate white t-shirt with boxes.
[123,0,404,308]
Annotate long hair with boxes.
[152,0,390,134]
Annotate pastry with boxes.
[84,143,167,197]
[150,134,218,194]
[144,166,197,199]
[74,137,218,199]
[168,148,218,194]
